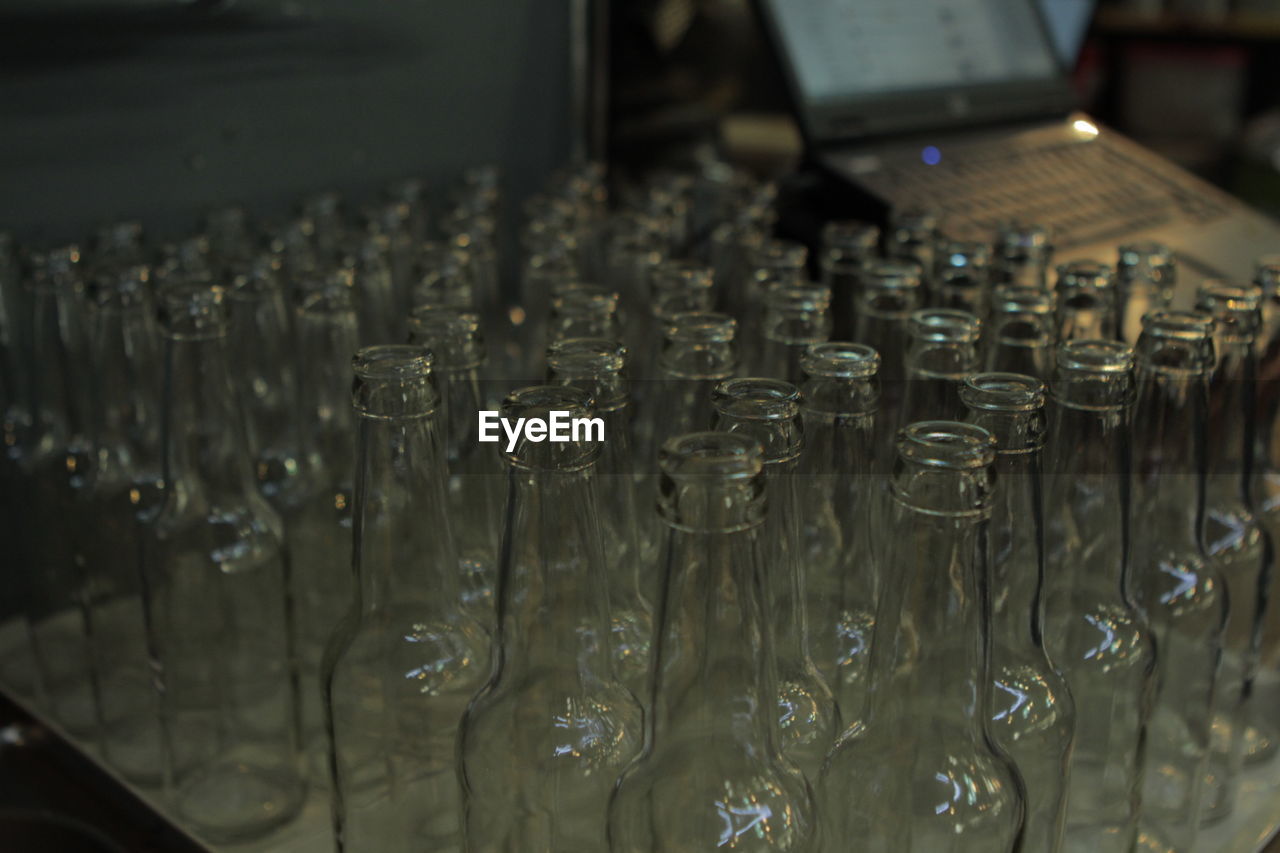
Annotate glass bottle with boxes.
[993,222,1053,291]
[852,258,924,442]
[1055,260,1118,342]
[546,338,652,697]
[985,285,1055,378]
[646,311,740,459]
[1042,340,1154,853]
[408,306,503,629]
[798,343,880,716]
[1252,258,1280,716]
[934,239,992,316]
[323,345,487,853]
[961,373,1075,853]
[818,421,1025,853]
[900,308,982,426]
[83,265,166,784]
[743,239,808,346]
[821,220,880,339]
[1194,283,1272,810]
[1116,242,1176,345]
[608,432,818,853]
[885,207,939,286]
[1129,312,1227,848]
[713,378,839,781]
[458,386,642,853]
[413,241,477,312]
[24,246,97,734]
[144,284,304,843]
[547,285,622,348]
[639,259,715,381]
[343,232,401,345]
[757,282,833,383]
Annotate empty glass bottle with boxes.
[933,239,992,316]
[885,208,939,286]
[713,378,839,781]
[458,386,642,853]
[646,311,740,462]
[83,265,166,784]
[743,239,808,345]
[984,286,1055,378]
[343,232,401,345]
[1116,242,1176,345]
[798,343,880,716]
[818,421,1025,853]
[1194,283,1272,814]
[408,306,503,628]
[993,222,1053,291]
[900,308,982,426]
[1130,312,1227,848]
[413,241,477,313]
[961,373,1075,853]
[821,220,880,339]
[546,338,652,696]
[608,431,818,853]
[323,345,487,853]
[757,283,833,383]
[144,284,304,843]
[1042,340,1155,853]
[1055,261,1117,342]
[548,285,622,349]
[639,259,715,380]
[852,258,924,442]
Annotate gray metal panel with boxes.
[0,0,572,242]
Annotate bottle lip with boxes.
[1118,240,1175,270]
[664,311,737,343]
[753,238,808,269]
[896,420,997,470]
[651,259,714,292]
[765,282,832,312]
[352,344,434,382]
[1139,309,1214,341]
[1195,281,1261,339]
[801,342,880,379]
[546,337,626,372]
[991,285,1054,315]
[1056,339,1134,373]
[499,385,601,470]
[407,306,484,359]
[659,431,764,481]
[908,308,982,343]
[1056,259,1115,289]
[960,372,1045,412]
[937,239,992,269]
[712,377,802,421]
[858,259,923,291]
[158,283,229,339]
[551,284,619,315]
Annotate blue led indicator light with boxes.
[922,145,942,166]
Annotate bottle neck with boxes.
[650,484,776,746]
[495,465,614,680]
[988,448,1046,652]
[297,302,358,484]
[762,461,811,663]
[1206,337,1255,492]
[28,284,86,452]
[352,408,460,614]
[91,302,163,487]
[1133,367,1207,531]
[867,498,990,732]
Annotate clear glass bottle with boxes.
[713,378,839,781]
[757,282,833,383]
[961,372,1075,853]
[985,285,1055,378]
[408,306,504,629]
[144,284,305,843]
[1194,283,1272,812]
[900,308,982,426]
[993,222,1053,291]
[458,386,642,853]
[83,265,166,784]
[342,232,401,345]
[885,207,939,285]
[818,421,1025,853]
[323,345,487,853]
[1129,312,1227,847]
[1042,339,1155,853]
[798,343,880,717]
[1055,260,1118,342]
[24,246,97,734]
[646,311,740,460]
[1252,258,1280,726]
[546,338,652,697]
[639,259,715,380]
[413,240,477,312]
[608,432,818,853]
[821,220,880,339]
[852,258,925,441]
[934,239,992,316]
[547,285,622,348]
[1116,242,1176,345]
[743,239,808,346]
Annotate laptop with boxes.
[756,0,1280,290]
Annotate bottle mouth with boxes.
[1195,281,1261,338]
[712,377,801,421]
[908,308,981,344]
[752,238,808,271]
[546,337,627,375]
[1056,259,1115,290]
[857,259,923,292]
[659,431,764,481]
[1137,311,1215,372]
[960,373,1045,412]
[227,255,284,300]
[500,385,601,470]
[651,260,714,294]
[663,311,737,344]
[896,421,997,470]
[937,240,992,273]
[765,282,831,313]
[1118,241,1175,279]
[551,285,619,317]
[1055,339,1134,373]
[992,285,1053,316]
[299,274,357,316]
[407,306,484,369]
[801,342,880,379]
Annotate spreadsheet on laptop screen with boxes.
[767,0,1060,105]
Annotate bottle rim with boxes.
[1055,339,1134,373]
[895,420,997,470]
[659,431,764,481]
[711,377,802,421]
[908,308,982,343]
[960,373,1045,413]
[664,311,737,343]
[801,342,880,379]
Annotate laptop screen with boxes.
[760,0,1075,141]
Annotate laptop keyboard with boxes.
[863,136,1229,248]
